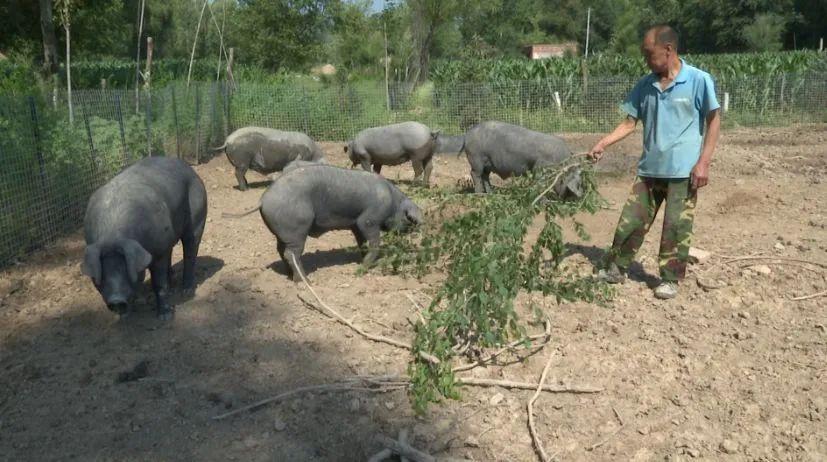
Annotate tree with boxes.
[229,0,336,72]
[407,0,461,82]
[39,0,59,76]
[743,13,788,52]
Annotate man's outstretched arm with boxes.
[588,116,637,161]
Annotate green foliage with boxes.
[742,13,788,53]
[376,161,613,412]
[431,50,827,84]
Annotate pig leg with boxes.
[373,163,383,175]
[276,239,292,279]
[150,250,174,320]
[422,156,434,186]
[352,226,367,256]
[234,166,249,191]
[482,169,494,193]
[412,159,424,182]
[283,240,308,283]
[181,186,206,296]
[356,219,382,267]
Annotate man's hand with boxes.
[690,160,710,189]
[588,116,637,163]
[588,142,606,162]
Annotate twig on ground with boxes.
[586,407,626,452]
[528,351,556,462]
[452,320,552,373]
[210,373,600,420]
[721,255,827,269]
[612,406,624,426]
[457,377,602,393]
[399,428,411,462]
[211,378,406,420]
[367,448,393,462]
[297,293,410,351]
[791,289,827,301]
[374,434,435,462]
[293,264,440,366]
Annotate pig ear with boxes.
[81,244,102,285]
[120,239,152,284]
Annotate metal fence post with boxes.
[114,93,129,165]
[209,82,217,155]
[301,87,310,135]
[195,84,201,164]
[171,85,182,159]
[28,96,50,240]
[81,103,98,174]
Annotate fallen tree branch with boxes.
[374,434,435,462]
[456,377,602,393]
[528,352,556,462]
[452,320,552,373]
[791,289,827,301]
[211,377,405,420]
[586,407,626,451]
[530,157,588,207]
[721,255,827,269]
[298,293,441,365]
[210,373,600,420]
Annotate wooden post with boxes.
[553,91,562,112]
[384,21,390,111]
[820,38,823,52]
[100,78,106,89]
[144,36,153,91]
[114,94,129,164]
[723,92,730,112]
[226,47,236,90]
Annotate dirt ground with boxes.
[1,125,826,462]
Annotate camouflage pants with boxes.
[606,177,697,282]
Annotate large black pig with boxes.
[81,157,207,320]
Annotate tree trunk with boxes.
[39,0,59,76]
[417,27,434,83]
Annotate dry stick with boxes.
[399,428,411,462]
[456,377,602,394]
[527,352,556,462]
[720,255,827,269]
[367,448,393,462]
[212,380,406,420]
[186,0,209,89]
[586,407,627,451]
[530,154,589,207]
[452,320,551,373]
[292,256,440,365]
[792,289,827,301]
[374,434,435,462]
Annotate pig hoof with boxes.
[180,286,196,297]
[156,308,175,321]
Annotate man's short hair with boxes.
[647,24,679,50]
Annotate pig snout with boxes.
[106,300,129,313]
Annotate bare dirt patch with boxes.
[1,126,826,461]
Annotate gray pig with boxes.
[461,121,582,196]
[345,121,439,186]
[215,126,326,191]
[81,157,207,320]
[223,164,422,282]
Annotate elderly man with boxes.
[588,25,721,299]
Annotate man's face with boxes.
[641,34,671,74]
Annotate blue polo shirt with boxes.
[621,59,720,178]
